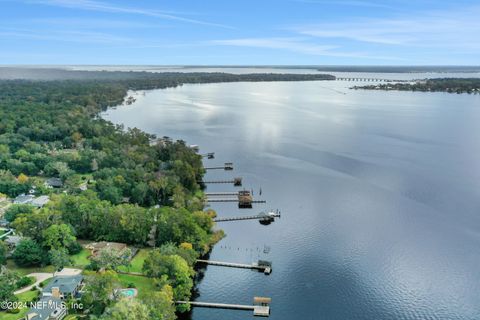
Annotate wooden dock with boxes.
[176,298,271,317]
[206,190,264,207]
[202,152,215,159]
[196,259,272,274]
[206,192,239,196]
[206,189,266,208]
[201,177,242,186]
[205,162,234,170]
[214,210,281,223]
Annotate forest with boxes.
[352,78,480,94]
[0,71,331,319]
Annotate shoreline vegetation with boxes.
[352,78,480,94]
[0,71,334,319]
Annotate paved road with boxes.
[14,273,53,295]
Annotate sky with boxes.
[0,0,479,65]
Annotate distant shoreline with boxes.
[352,78,480,94]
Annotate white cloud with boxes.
[209,37,402,60]
[294,5,480,50]
[26,17,166,29]
[26,0,233,29]
[211,37,337,55]
[0,28,132,44]
[294,0,394,9]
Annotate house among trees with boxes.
[0,219,8,227]
[85,241,128,257]
[4,235,23,253]
[31,195,50,208]
[12,194,50,208]
[13,194,35,205]
[24,297,66,320]
[42,275,84,300]
[44,178,64,189]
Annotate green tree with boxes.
[90,247,132,272]
[11,209,60,242]
[143,250,193,301]
[42,223,76,250]
[12,239,45,267]
[143,285,177,319]
[4,204,35,222]
[156,207,211,254]
[101,298,150,320]
[157,242,198,267]
[49,248,71,271]
[0,241,7,265]
[0,269,19,308]
[81,270,120,315]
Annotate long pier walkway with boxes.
[205,162,234,170]
[201,177,242,186]
[175,301,270,317]
[196,259,272,274]
[207,198,267,204]
[206,192,239,196]
[214,211,280,223]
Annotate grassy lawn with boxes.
[118,274,157,300]
[16,290,39,303]
[5,260,55,276]
[39,278,52,288]
[118,248,150,274]
[70,249,91,268]
[0,290,39,320]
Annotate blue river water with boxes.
[103,74,480,320]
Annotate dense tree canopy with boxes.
[0,71,324,318]
[353,78,480,94]
[12,238,46,267]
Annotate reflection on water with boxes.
[103,78,480,319]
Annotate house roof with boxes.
[13,194,34,204]
[45,178,63,187]
[25,297,63,320]
[43,275,83,295]
[4,235,22,245]
[31,195,50,207]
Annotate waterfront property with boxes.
[25,297,66,320]
[42,275,84,300]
